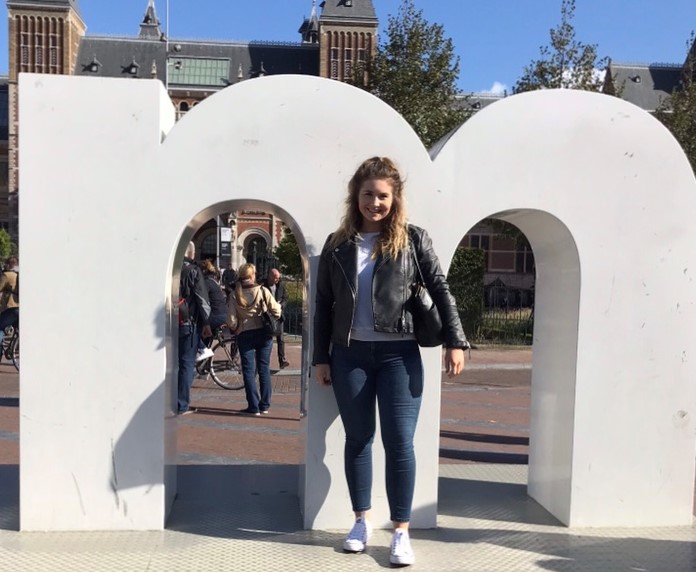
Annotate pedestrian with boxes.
[195,259,228,362]
[0,256,19,350]
[178,242,211,415]
[312,156,468,566]
[228,263,281,415]
[221,264,238,301]
[261,267,290,369]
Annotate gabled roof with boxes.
[606,62,682,112]
[319,0,377,23]
[74,35,319,87]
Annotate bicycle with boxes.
[0,323,19,371]
[195,324,243,390]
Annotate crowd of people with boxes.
[176,246,288,417]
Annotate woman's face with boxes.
[357,178,394,232]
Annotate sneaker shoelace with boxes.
[391,530,412,557]
[347,518,367,542]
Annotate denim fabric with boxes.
[0,308,18,348]
[237,328,274,412]
[330,339,423,523]
[178,322,199,413]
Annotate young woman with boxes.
[228,263,281,415]
[313,157,468,566]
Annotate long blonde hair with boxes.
[233,263,257,308]
[329,156,409,259]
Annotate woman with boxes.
[313,157,468,566]
[228,263,281,415]
[196,259,227,362]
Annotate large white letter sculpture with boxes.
[19,74,696,531]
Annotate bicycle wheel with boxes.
[209,339,244,390]
[10,335,18,371]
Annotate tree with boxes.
[353,0,468,148]
[273,227,302,278]
[655,34,696,172]
[0,229,14,260]
[514,0,606,93]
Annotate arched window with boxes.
[200,233,217,263]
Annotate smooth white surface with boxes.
[432,90,696,526]
[18,74,696,530]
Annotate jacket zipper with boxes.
[332,251,357,344]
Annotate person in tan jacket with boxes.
[228,263,281,415]
[0,256,19,351]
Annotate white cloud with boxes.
[481,81,508,96]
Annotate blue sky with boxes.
[2,0,694,93]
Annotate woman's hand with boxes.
[444,348,465,377]
[315,363,332,386]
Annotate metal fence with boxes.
[278,279,535,345]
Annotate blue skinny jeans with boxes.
[237,328,274,413]
[330,339,423,523]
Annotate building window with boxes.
[358,48,366,62]
[35,35,43,66]
[344,47,353,78]
[49,34,59,69]
[201,233,217,262]
[20,33,29,65]
[467,234,490,268]
[330,47,339,79]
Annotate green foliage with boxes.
[447,247,485,339]
[353,0,469,148]
[655,33,696,173]
[273,227,302,278]
[0,229,13,260]
[514,0,606,93]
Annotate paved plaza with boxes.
[0,345,694,571]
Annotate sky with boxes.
[1,0,695,94]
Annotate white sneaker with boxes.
[195,347,214,362]
[389,529,415,566]
[342,516,372,553]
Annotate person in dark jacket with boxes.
[178,242,211,415]
[261,267,289,368]
[313,157,468,566]
[196,259,228,362]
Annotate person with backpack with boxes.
[0,256,19,351]
[196,259,227,361]
[178,243,211,415]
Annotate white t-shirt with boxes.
[350,233,413,342]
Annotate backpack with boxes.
[11,271,17,303]
[178,263,196,326]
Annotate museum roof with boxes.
[319,0,377,23]
[605,61,682,111]
[74,35,319,87]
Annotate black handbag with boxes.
[261,288,283,338]
[410,242,445,347]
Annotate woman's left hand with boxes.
[444,348,465,377]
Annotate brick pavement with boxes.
[0,343,532,469]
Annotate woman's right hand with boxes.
[315,364,332,386]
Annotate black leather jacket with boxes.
[312,225,468,364]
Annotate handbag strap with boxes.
[409,232,426,287]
